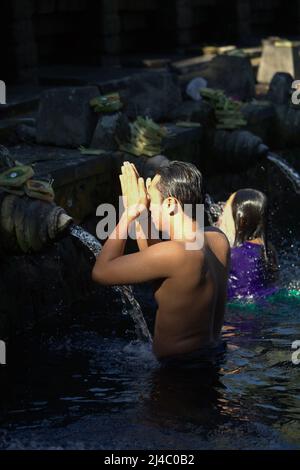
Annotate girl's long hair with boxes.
[231,189,269,262]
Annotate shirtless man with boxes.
[92,160,230,360]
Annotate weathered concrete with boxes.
[38,65,143,88]
[162,123,203,164]
[267,72,294,106]
[15,122,37,143]
[171,55,216,76]
[198,54,256,101]
[241,101,278,147]
[170,100,215,129]
[120,71,182,122]
[205,129,268,174]
[91,112,130,151]
[36,86,99,148]
[274,105,300,148]
[8,145,113,221]
[0,117,36,145]
[0,85,42,119]
[258,40,300,84]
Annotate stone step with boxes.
[6,119,203,219]
[38,65,144,88]
[0,85,45,119]
[7,144,113,221]
[171,54,215,76]
[0,116,36,144]
[163,123,203,160]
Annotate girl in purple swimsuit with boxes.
[217,189,278,300]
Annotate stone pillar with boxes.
[236,0,252,45]
[11,0,38,84]
[100,0,121,66]
[296,0,300,33]
[176,0,193,51]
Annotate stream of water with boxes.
[69,224,152,343]
[267,153,300,194]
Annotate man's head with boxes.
[147,161,203,232]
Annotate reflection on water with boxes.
[0,246,300,450]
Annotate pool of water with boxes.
[0,242,300,450]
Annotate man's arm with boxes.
[92,213,184,285]
[135,211,162,251]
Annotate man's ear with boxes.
[167,197,178,216]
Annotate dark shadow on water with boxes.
[139,346,250,438]
[144,362,226,429]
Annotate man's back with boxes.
[153,229,230,359]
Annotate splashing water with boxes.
[69,224,152,342]
[267,153,300,194]
[204,193,225,226]
[69,224,103,257]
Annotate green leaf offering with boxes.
[90,93,123,113]
[120,116,168,157]
[200,88,247,130]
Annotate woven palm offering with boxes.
[0,148,54,202]
[120,116,169,157]
[200,88,247,130]
[90,93,123,113]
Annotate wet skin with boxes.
[151,229,230,359]
[92,163,230,359]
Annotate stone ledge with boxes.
[0,117,36,143]
[7,145,113,220]
[8,145,112,187]
[163,123,203,150]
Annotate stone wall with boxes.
[118,0,177,53]
[32,0,103,66]
[249,0,300,38]
[3,0,300,84]
[4,0,38,84]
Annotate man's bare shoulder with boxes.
[144,240,189,270]
[204,227,230,269]
[146,239,186,257]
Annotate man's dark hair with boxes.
[155,160,203,220]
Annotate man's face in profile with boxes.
[147,174,164,231]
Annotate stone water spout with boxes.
[0,192,73,255]
[0,187,151,341]
[210,129,269,170]
[0,146,73,254]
